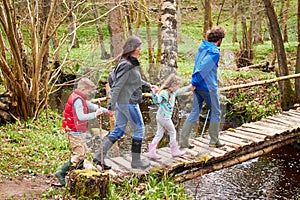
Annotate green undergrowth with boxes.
[0,110,191,199]
[0,111,69,180]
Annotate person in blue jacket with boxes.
[179,26,226,148]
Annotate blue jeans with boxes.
[186,90,221,123]
[108,103,145,141]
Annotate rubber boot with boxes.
[147,143,161,160]
[55,161,71,186]
[170,142,186,157]
[208,122,224,148]
[93,136,116,170]
[131,139,150,169]
[179,120,194,149]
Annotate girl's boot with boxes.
[147,143,161,160]
[170,142,186,157]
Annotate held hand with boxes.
[150,85,159,94]
[95,109,103,117]
[104,110,114,117]
[190,85,196,91]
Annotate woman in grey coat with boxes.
[94,35,155,169]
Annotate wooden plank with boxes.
[288,109,300,117]
[254,120,288,131]
[238,125,276,137]
[241,122,283,135]
[248,122,285,135]
[229,128,266,139]
[219,134,251,147]
[156,147,174,160]
[282,112,300,121]
[193,138,229,156]
[222,130,262,143]
[261,118,294,131]
[265,116,295,127]
[275,115,300,126]
[140,154,162,168]
[110,156,148,175]
[270,115,295,127]
[104,158,124,171]
[201,137,236,153]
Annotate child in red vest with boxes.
[55,77,112,186]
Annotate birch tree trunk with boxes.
[263,0,294,110]
[159,0,178,81]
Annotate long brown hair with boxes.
[158,74,182,94]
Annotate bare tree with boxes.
[0,0,121,121]
[263,0,294,110]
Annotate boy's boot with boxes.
[170,142,186,157]
[208,122,224,148]
[131,139,150,169]
[55,160,71,186]
[93,136,116,170]
[147,143,161,160]
[179,120,194,149]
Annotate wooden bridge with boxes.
[96,108,300,183]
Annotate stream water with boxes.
[183,144,300,200]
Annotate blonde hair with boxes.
[77,77,96,91]
[158,74,182,93]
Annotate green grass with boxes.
[0,110,191,199]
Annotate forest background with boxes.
[0,0,299,199]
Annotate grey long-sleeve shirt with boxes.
[74,99,107,121]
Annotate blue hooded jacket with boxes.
[190,40,220,91]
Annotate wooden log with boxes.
[68,169,109,199]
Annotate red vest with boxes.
[62,89,88,132]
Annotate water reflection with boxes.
[184,144,300,200]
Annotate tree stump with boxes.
[68,169,110,199]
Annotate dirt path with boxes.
[0,174,58,199]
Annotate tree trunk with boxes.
[203,0,212,39]
[232,0,238,44]
[263,0,294,110]
[252,0,263,44]
[156,0,163,69]
[295,0,300,102]
[283,0,290,42]
[68,2,79,48]
[159,0,178,81]
[142,0,158,83]
[108,0,124,59]
[237,0,253,67]
[91,0,109,59]
[177,0,182,42]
